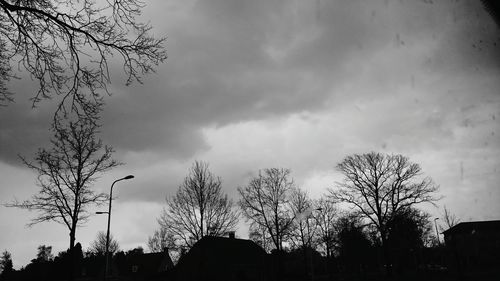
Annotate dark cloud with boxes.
[0,80,54,165]
[2,0,498,163]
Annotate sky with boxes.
[1,0,499,268]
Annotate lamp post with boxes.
[434,218,440,245]
[97,175,134,280]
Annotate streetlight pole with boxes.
[98,175,134,280]
[434,218,440,245]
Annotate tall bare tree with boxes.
[89,231,120,256]
[328,152,439,274]
[6,104,120,251]
[158,161,239,248]
[238,168,296,251]
[289,188,317,250]
[0,0,166,112]
[313,198,338,258]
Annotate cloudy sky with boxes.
[1,0,499,268]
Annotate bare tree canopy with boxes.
[0,0,166,112]
[89,231,119,256]
[248,222,273,253]
[329,152,439,239]
[328,152,439,274]
[6,104,120,250]
[289,188,317,250]
[158,161,239,248]
[313,198,338,258]
[147,227,176,253]
[238,168,296,251]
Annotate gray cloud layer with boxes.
[1,0,499,196]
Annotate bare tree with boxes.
[147,228,176,253]
[328,152,439,274]
[249,222,273,253]
[238,168,296,251]
[147,227,183,264]
[439,206,460,232]
[289,188,317,250]
[158,161,239,248]
[0,0,166,113]
[6,104,120,251]
[313,198,338,258]
[89,231,119,256]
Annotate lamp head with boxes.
[123,175,134,180]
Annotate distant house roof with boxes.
[174,235,268,281]
[122,251,174,274]
[177,236,266,266]
[442,220,500,236]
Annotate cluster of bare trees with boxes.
[151,152,441,275]
[238,168,338,255]
[330,152,440,273]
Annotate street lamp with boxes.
[97,175,134,280]
[434,218,440,245]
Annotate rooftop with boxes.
[442,220,500,235]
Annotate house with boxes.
[173,233,268,281]
[79,248,174,281]
[443,220,500,274]
[113,248,174,281]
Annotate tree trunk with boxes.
[69,226,76,281]
[70,229,76,250]
[381,236,393,279]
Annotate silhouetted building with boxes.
[4,248,173,281]
[443,220,500,277]
[112,248,174,281]
[173,235,267,281]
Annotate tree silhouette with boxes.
[89,231,120,256]
[289,188,317,250]
[249,223,273,253]
[386,207,433,271]
[329,152,439,275]
[0,251,13,278]
[0,0,166,113]
[158,161,239,248]
[34,245,54,262]
[147,227,176,253]
[6,104,120,251]
[238,168,296,251]
[313,198,338,258]
[336,214,373,273]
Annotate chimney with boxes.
[228,231,235,239]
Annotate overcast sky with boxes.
[1,0,499,268]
